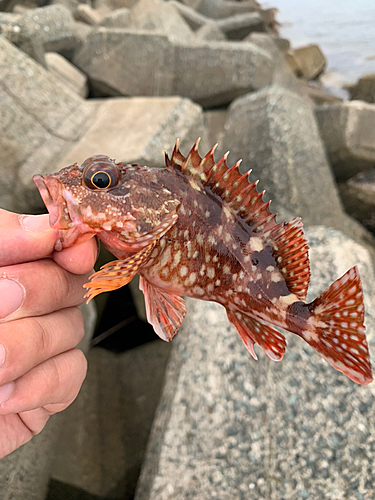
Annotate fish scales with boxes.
[33,139,373,386]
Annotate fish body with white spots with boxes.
[33,141,373,385]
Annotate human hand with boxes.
[0,209,97,460]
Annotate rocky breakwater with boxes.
[1,0,375,499]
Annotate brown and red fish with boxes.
[33,140,373,385]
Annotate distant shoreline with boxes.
[272,0,375,83]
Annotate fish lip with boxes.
[33,174,62,227]
[33,174,85,250]
[33,175,81,229]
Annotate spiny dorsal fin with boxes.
[165,141,311,300]
[269,218,311,301]
[165,140,277,233]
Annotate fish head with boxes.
[33,155,180,252]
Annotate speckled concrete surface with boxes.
[136,226,375,500]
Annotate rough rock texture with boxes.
[349,73,375,104]
[204,108,227,148]
[127,0,193,43]
[55,96,209,171]
[315,101,375,181]
[70,19,92,46]
[197,0,260,19]
[215,11,265,40]
[170,0,211,30]
[339,168,375,234]
[298,80,343,105]
[196,21,226,41]
[75,3,103,25]
[136,227,375,500]
[243,34,302,94]
[0,302,96,500]
[221,86,344,228]
[173,39,274,107]
[0,35,96,212]
[73,28,275,106]
[50,342,172,498]
[0,418,61,500]
[98,7,129,28]
[287,44,327,80]
[0,4,75,55]
[45,51,88,97]
[94,0,137,13]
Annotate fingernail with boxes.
[20,214,51,232]
[0,279,25,319]
[0,382,14,405]
[0,345,5,368]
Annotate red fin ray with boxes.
[165,140,279,234]
[84,242,156,302]
[139,276,186,341]
[227,310,287,362]
[304,266,372,385]
[199,143,218,179]
[205,152,231,191]
[269,218,310,301]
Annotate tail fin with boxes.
[302,266,373,385]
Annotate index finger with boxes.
[0,210,98,274]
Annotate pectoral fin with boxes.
[119,211,179,251]
[84,242,156,302]
[139,276,186,341]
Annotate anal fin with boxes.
[139,276,186,341]
[84,242,156,301]
[227,310,286,361]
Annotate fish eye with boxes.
[91,171,111,189]
[82,156,120,191]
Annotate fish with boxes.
[33,139,373,385]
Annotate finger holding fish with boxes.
[0,259,92,322]
[0,308,84,389]
[0,209,98,274]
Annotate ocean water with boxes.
[268,0,375,83]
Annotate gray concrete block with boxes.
[349,73,375,104]
[73,29,175,97]
[0,35,95,213]
[0,418,61,500]
[98,7,130,28]
[196,21,226,41]
[315,101,375,181]
[170,0,209,30]
[222,85,344,229]
[204,108,227,147]
[45,52,88,97]
[56,96,209,170]
[339,168,375,234]
[215,12,266,40]
[75,4,103,25]
[127,0,193,43]
[73,28,275,107]
[173,39,275,107]
[197,0,260,19]
[136,226,375,500]
[0,5,76,55]
[288,44,327,81]
[50,342,172,498]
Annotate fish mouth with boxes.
[33,174,87,251]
